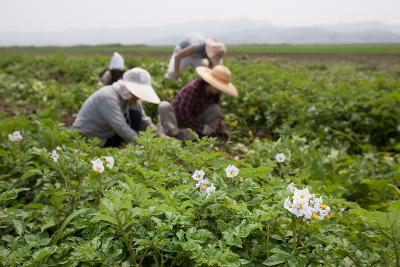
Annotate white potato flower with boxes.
[195,179,208,192]
[192,170,205,181]
[317,204,331,220]
[225,165,239,178]
[308,106,316,112]
[50,150,59,163]
[303,207,313,220]
[276,153,286,163]
[294,188,312,204]
[103,156,114,169]
[205,183,216,197]
[91,158,104,173]
[8,131,23,142]
[310,196,323,212]
[289,201,312,218]
[286,182,296,193]
[284,197,292,210]
[285,187,332,222]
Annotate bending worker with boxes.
[165,32,227,79]
[73,68,160,147]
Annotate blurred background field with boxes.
[2,43,400,56]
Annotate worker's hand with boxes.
[202,125,214,135]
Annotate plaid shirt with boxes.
[172,79,225,133]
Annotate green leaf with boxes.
[13,219,24,236]
[360,178,388,191]
[26,246,57,266]
[263,259,285,266]
[51,208,90,244]
[238,223,258,238]
[92,214,118,226]
[0,188,29,204]
[263,252,290,266]
[270,248,291,257]
[223,231,242,248]
[176,229,185,241]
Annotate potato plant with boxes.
[0,53,399,266]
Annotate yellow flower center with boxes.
[200,183,207,190]
[312,213,318,220]
[230,171,235,176]
[296,204,302,209]
[320,204,327,209]
[95,166,102,172]
[300,194,305,199]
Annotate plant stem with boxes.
[392,235,400,267]
[58,163,69,190]
[153,251,160,267]
[144,134,152,164]
[121,229,136,266]
[390,225,400,267]
[292,216,297,252]
[170,255,178,267]
[297,221,304,247]
[116,212,136,266]
[266,225,270,258]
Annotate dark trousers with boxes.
[104,109,142,148]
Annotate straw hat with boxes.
[205,38,226,66]
[109,52,125,70]
[121,68,160,104]
[196,65,238,97]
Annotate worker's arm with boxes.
[174,45,197,77]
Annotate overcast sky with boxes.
[0,0,399,33]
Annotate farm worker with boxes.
[100,52,126,85]
[72,68,160,147]
[164,32,227,79]
[158,65,238,140]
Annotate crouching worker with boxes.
[100,52,126,86]
[72,68,160,147]
[158,65,238,140]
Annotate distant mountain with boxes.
[1,18,400,46]
[319,21,400,34]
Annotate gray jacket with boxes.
[72,85,156,144]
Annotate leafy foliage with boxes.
[0,53,399,266]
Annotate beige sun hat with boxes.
[121,68,160,104]
[196,65,238,97]
[205,38,227,66]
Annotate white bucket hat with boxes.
[109,52,125,70]
[196,65,238,97]
[121,68,160,104]
[205,38,227,66]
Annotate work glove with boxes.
[173,129,197,141]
